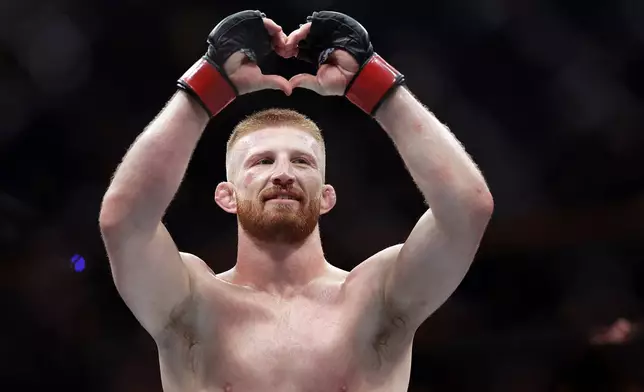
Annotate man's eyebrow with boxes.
[243,150,319,165]
[244,150,270,163]
[296,151,317,161]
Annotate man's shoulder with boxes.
[179,252,216,275]
[344,244,404,290]
[179,252,234,292]
[349,244,403,276]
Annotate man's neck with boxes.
[233,226,328,294]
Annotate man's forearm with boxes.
[375,87,492,227]
[100,91,210,230]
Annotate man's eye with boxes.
[292,158,309,165]
[256,158,274,165]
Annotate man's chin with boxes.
[237,197,320,244]
[245,220,313,244]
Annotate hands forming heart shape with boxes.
[223,17,360,97]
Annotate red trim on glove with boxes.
[345,54,404,115]
[179,58,236,117]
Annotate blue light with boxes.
[71,254,85,272]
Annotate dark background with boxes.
[2,0,644,390]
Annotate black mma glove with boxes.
[297,11,405,115]
[177,10,273,117]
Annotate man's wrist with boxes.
[177,58,237,118]
[345,53,405,116]
[373,84,411,124]
[175,89,212,126]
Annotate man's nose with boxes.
[271,169,295,186]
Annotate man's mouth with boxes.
[263,191,301,202]
[271,195,298,200]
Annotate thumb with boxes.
[259,74,293,96]
[289,73,323,95]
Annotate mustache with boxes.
[260,186,305,201]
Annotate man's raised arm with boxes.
[99,10,291,338]
[375,86,493,330]
[99,91,209,337]
[286,11,493,333]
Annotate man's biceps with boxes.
[107,224,181,277]
[107,226,192,333]
[387,250,473,317]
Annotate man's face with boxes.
[221,126,333,244]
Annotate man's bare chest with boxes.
[225,302,360,365]
[172,287,381,390]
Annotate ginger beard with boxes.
[236,187,321,244]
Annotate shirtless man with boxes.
[99,10,493,392]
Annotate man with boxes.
[99,10,493,392]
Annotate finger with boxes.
[289,73,322,95]
[263,18,283,36]
[285,23,310,47]
[277,31,288,47]
[222,51,246,75]
[272,31,290,58]
[285,23,311,53]
[261,74,293,96]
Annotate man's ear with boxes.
[214,182,237,214]
[320,184,336,215]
